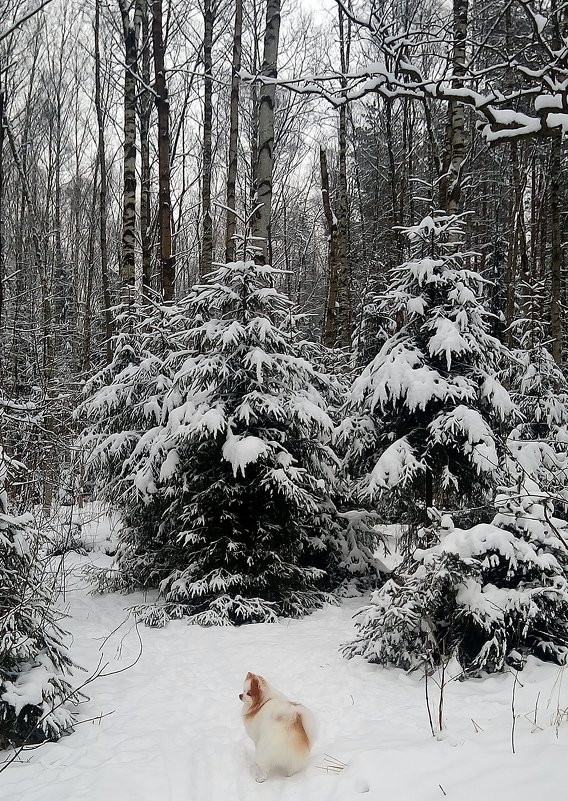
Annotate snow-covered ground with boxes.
[1,511,567,801]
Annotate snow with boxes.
[1,515,567,801]
[415,520,563,574]
[533,12,547,34]
[428,317,470,369]
[1,662,56,716]
[159,448,180,482]
[429,406,498,473]
[534,93,563,112]
[545,113,568,135]
[351,342,460,414]
[483,113,542,142]
[368,437,424,494]
[222,431,270,477]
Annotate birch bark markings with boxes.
[252,0,281,263]
[139,0,152,297]
[550,130,562,364]
[320,147,339,349]
[0,88,4,356]
[549,0,565,364]
[117,0,138,310]
[443,0,468,216]
[95,0,113,363]
[200,0,214,278]
[336,5,351,350]
[322,5,351,352]
[225,0,243,263]
[152,0,175,300]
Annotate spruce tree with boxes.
[340,214,515,527]
[506,345,568,499]
[344,478,568,675]
[0,446,80,747]
[81,262,377,625]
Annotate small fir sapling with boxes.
[506,345,568,501]
[344,479,568,675]
[0,445,80,747]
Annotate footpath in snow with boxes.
[1,514,567,801]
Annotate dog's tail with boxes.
[291,711,311,752]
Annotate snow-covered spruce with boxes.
[506,346,568,499]
[353,266,394,367]
[80,262,378,625]
[344,479,568,675]
[78,303,188,510]
[339,214,515,526]
[0,458,80,746]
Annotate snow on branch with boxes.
[242,0,568,142]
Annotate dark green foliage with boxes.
[0,511,79,747]
[80,262,379,626]
[344,482,568,676]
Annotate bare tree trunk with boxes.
[152,0,175,299]
[444,0,468,215]
[52,27,65,332]
[2,107,53,406]
[82,156,100,373]
[550,130,563,364]
[550,0,565,364]
[512,143,531,328]
[118,0,138,310]
[337,5,351,350]
[95,0,113,363]
[505,141,524,342]
[320,147,339,348]
[200,0,214,278]
[225,0,242,263]
[10,44,39,394]
[252,0,281,262]
[0,87,4,375]
[249,0,260,210]
[139,0,152,297]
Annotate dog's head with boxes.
[239,671,267,714]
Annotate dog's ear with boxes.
[249,674,262,703]
[245,671,253,680]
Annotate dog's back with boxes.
[247,698,316,776]
[241,674,316,778]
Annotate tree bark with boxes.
[0,88,5,375]
[225,0,243,263]
[320,147,339,349]
[199,0,214,278]
[252,0,281,262]
[118,0,138,310]
[139,0,152,297]
[550,130,563,364]
[95,0,113,363]
[337,5,351,350]
[82,156,100,373]
[550,0,565,364]
[443,0,468,215]
[153,0,175,299]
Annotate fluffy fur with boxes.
[239,672,316,781]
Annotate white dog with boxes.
[239,672,317,781]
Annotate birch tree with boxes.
[200,0,215,278]
[225,0,242,263]
[152,0,175,300]
[117,0,139,310]
[94,0,113,364]
[252,0,281,262]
